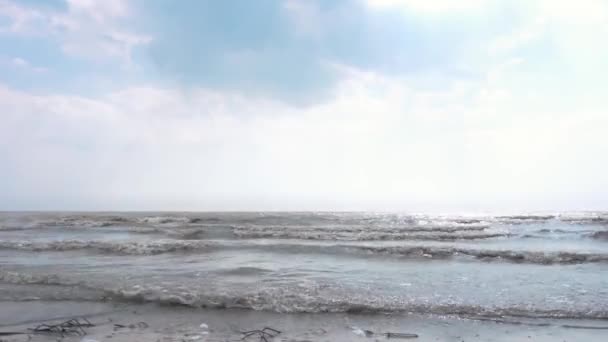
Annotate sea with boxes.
[1,212,607,322]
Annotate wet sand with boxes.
[1,301,607,342]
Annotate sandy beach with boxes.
[1,301,608,342]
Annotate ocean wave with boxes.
[134,216,194,225]
[0,239,218,255]
[107,288,608,319]
[0,270,82,287]
[1,270,606,320]
[496,215,556,225]
[233,223,490,234]
[498,215,556,220]
[354,245,608,264]
[0,214,214,231]
[1,239,607,264]
[0,219,505,242]
[590,231,608,241]
[0,226,34,231]
[232,226,503,241]
[35,216,127,228]
[556,212,608,225]
[4,212,608,233]
[235,231,507,241]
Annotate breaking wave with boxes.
[1,270,606,320]
[0,214,222,231]
[557,213,608,225]
[1,239,607,264]
[0,239,219,255]
[350,245,608,264]
[107,288,608,319]
[590,231,608,241]
[497,215,556,224]
[2,212,606,243]
[232,229,505,241]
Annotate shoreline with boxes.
[2,301,608,342]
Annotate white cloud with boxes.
[0,0,150,65]
[0,0,46,34]
[282,0,323,38]
[538,0,608,65]
[65,0,129,22]
[1,61,607,210]
[14,57,48,72]
[52,0,151,64]
[0,55,47,72]
[365,0,488,13]
[489,17,545,55]
[483,0,608,95]
[2,0,608,211]
[538,0,608,26]
[11,57,26,67]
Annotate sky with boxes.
[1,0,607,212]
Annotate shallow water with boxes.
[1,212,607,320]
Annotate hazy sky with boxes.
[1,0,607,211]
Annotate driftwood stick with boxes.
[262,327,281,334]
[241,326,281,341]
[385,332,419,339]
[0,332,27,336]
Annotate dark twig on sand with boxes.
[1,318,94,338]
[385,332,419,339]
[28,318,95,337]
[113,321,149,330]
[241,327,281,342]
[0,332,27,336]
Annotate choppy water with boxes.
[1,212,608,320]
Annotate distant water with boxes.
[1,212,608,320]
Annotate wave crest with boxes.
[1,239,607,264]
[1,270,607,320]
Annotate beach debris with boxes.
[199,322,210,336]
[351,327,374,337]
[384,332,418,339]
[113,321,148,330]
[350,328,418,339]
[312,327,327,336]
[0,332,27,337]
[137,322,149,329]
[241,327,281,342]
[28,318,95,337]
